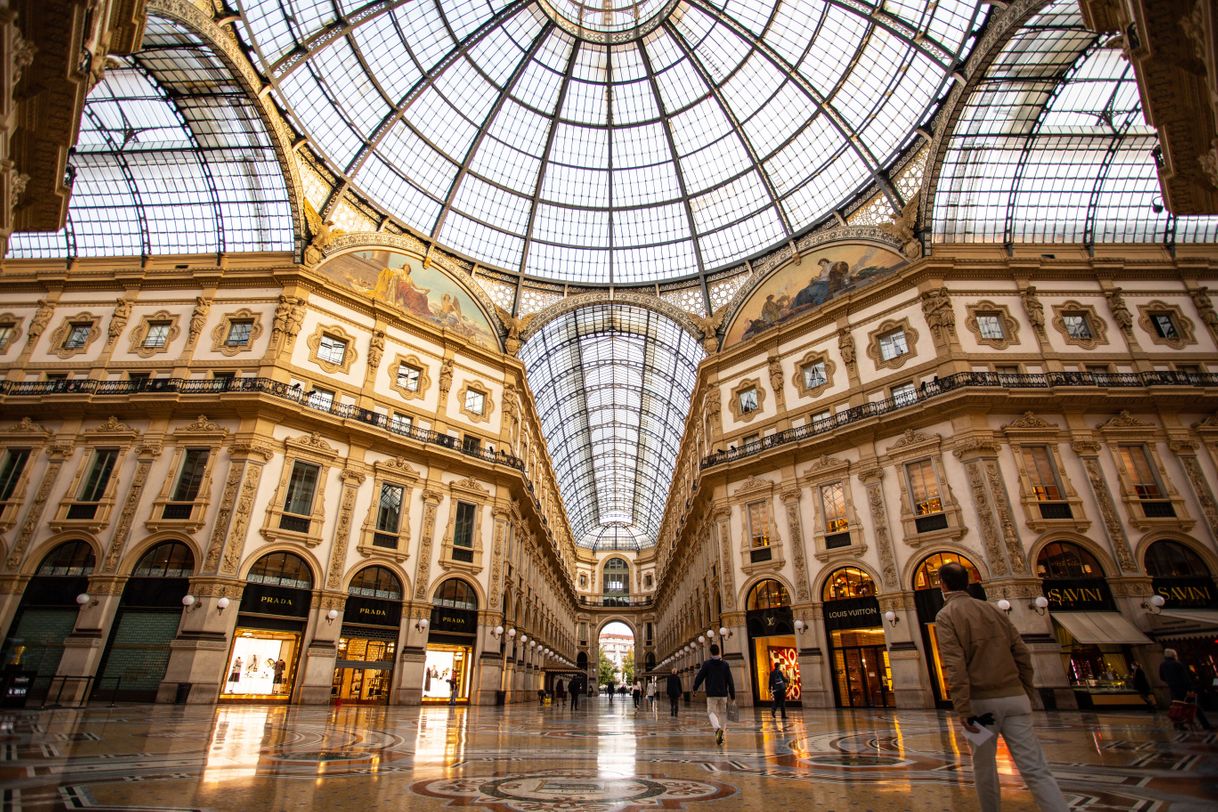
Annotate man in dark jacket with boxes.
[1160,648,1213,730]
[692,643,735,745]
[768,667,788,720]
[665,667,683,717]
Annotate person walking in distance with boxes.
[769,666,788,720]
[666,667,683,718]
[692,643,735,745]
[935,562,1068,812]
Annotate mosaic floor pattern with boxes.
[0,699,1215,811]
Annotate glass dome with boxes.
[237,0,991,284]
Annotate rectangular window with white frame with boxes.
[225,319,254,346]
[397,363,421,392]
[801,360,826,389]
[747,500,770,564]
[163,448,210,520]
[0,447,30,501]
[374,483,405,548]
[905,459,945,532]
[143,321,172,348]
[67,447,118,520]
[453,501,476,562]
[820,481,851,548]
[976,313,1005,340]
[891,382,916,406]
[281,460,320,532]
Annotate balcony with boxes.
[701,370,1218,469]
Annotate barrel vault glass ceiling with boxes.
[519,305,705,551]
[234,0,992,285]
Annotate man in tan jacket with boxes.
[936,562,1068,812]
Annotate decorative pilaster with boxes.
[101,441,161,572]
[858,468,898,588]
[202,442,274,575]
[325,469,366,590]
[413,489,444,600]
[1071,439,1137,573]
[489,507,510,609]
[985,459,1028,574]
[780,488,811,602]
[6,441,73,569]
[713,509,736,610]
[1171,438,1218,542]
[960,457,1010,577]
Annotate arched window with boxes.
[748,579,791,610]
[247,551,312,590]
[132,541,194,578]
[1145,540,1210,578]
[348,566,402,600]
[36,541,95,576]
[1036,542,1104,579]
[913,552,982,591]
[823,567,876,601]
[434,578,478,611]
[603,558,629,595]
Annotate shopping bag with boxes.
[1168,700,1196,725]
[726,700,739,723]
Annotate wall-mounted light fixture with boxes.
[216,596,230,614]
[793,619,806,634]
[75,593,98,608]
[996,599,1012,615]
[718,626,732,639]
[326,609,339,624]
[1141,594,1166,615]
[507,627,516,638]
[492,625,504,639]
[883,610,900,627]
[181,594,201,612]
[415,617,429,632]
[1030,596,1050,616]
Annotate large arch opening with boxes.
[597,620,635,694]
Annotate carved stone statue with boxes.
[1192,287,1218,336]
[880,197,922,259]
[920,287,955,339]
[1021,286,1045,336]
[108,298,132,345]
[189,296,211,343]
[368,330,385,370]
[439,358,454,398]
[692,307,725,353]
[838,328,856,366]
[494,306,534,355]
[1106,288,1133,333]
[302,200,344,265]
[28,300,53,339]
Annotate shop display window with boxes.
[422,645,470,702]
[222,630,298,700]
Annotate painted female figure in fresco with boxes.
[373,264,431,317]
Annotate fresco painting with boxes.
[725,242,908,346]
[318,250,496,348]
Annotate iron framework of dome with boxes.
[235,0,992,285]
[519,304,705,550]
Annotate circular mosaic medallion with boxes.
[412,771,735,811]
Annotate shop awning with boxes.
[1152,609,1218,641]
[1158,609,1218,628]
[1052,612,1154,645]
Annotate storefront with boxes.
[745,579,801,707]
[423,578,479,704]
[1144,540,1218,688]
[95,541,193,701]
[332,566,402,704]
[1037,541,1151,709]
[911,551,985,708]
[822,567,893,708]
[2,541,94,701]
[221,552,311,702]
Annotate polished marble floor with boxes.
[0,697,1214,811]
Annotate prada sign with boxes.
[1041,578,1115,612]
[429,606,477,635]
[1152,577,1218,609]
[345,596,402,627]
[239,584,310,618]
[823,596,881,631]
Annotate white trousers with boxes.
[706,696,728,730]
[968,694,1069,812]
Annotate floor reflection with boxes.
[0,701,1213,811]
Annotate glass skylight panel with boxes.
[352,17,423,98]
[231,0,993,283]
